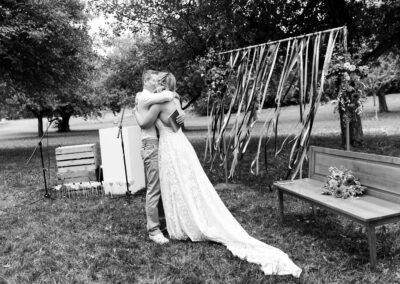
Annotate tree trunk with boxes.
[57,113,71,132]
[37,115,44,137]
[350,113,363,146]
[339,109,363,148]
[378,91,389,113]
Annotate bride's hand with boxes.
[176,112,185,125]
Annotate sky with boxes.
[87,13,114,55]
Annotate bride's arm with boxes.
[140,91,178,108]
[134,104,162,128]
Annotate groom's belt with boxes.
[141,138,158,147]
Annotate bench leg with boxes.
[278,189,284,222]
[367,223,377,268]
[311,205,317,219]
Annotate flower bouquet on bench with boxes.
[322,166,367,199]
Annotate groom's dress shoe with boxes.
[149,233,169,245]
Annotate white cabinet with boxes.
[99,126,146,195]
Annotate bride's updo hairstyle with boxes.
[164,73,177,92]
[156,72,177,93]
[154,72,167,93]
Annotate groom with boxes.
[135,70,184,244]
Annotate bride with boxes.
[133,72,302,278]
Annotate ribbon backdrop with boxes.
[205,26,347,180]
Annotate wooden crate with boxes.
[56,144,99,184]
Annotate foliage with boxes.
[0,0,89,93]
[0,0,96,134]
[359,0,400,62]
[52,70,104,132]
[89,0,400,116]
[88,0,334,110]
[177,57,207,110]
[191,50,235,115]
[365,54,399,92]
[322,167,367,199]
[363,53,400,113]
[327,54,369,122]
[99,36,151,113]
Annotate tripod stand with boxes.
[117,106,132,198]
[26,118,56,198]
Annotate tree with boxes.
[0,0,95,136]
[360,0,400,63]
[99,36,148,112]
[327,54,369,147]
[53,68,103,132]
[89,0,302,109]
[364,53,400,115]
[90,0,400,118]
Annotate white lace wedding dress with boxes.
[156,119,302,277]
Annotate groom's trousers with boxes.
[140,138,165,236]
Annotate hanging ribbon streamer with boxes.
[206,26,347,178]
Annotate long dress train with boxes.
[156,119,302,277]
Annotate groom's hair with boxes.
[142,70,158,83]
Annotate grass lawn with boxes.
[1,95,400,283]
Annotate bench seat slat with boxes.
[274,178,400,223]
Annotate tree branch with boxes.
[361,31,400,63]
[108,2,198,55]
[182,93,202,110]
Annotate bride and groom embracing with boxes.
[133,70,302,278]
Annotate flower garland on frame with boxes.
[327,55,369,122]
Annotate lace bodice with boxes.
[155,118,180,136]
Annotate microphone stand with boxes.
[26,118,56,199]
[117,106,132,199]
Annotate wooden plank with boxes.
[56,152,95,161]
[57,158,96,168]
[370,215,400,227]
[273,178,400,223]
[57,170,96,178]
[58,176,94,183]
[314,153,400,197]
[55,144,95,155]
[277,188,369,226]
[309,147,400,199]
[57,164,96,174]
[311,146,400,165]
[57,171,96,181]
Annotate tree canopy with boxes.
[90,0,400,113]
[0,0,97,135]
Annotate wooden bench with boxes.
[273,146,400,267]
